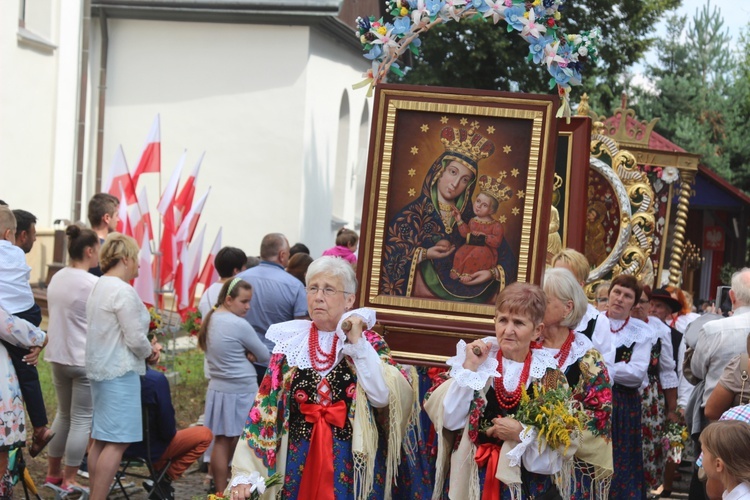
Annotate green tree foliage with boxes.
[397,0,680,113]
[632,4,750,190]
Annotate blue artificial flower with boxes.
[364,44,383,60]
[392,15,412,35]
[505,5,526,32]
[425,0,443,17]
[412,37,421,47]
[556,42,573,60]
[407,0,418,8]
[469,0,490,13]
[548,64,571,85]
[529,35,554,64]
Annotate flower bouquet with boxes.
[180,306,202,336]
[207,472,282,499]
[513,384,585,454]
[664,420,689,464]
[147,306,164,341]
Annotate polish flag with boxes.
[133,187,154,244]
[176,225,205,313]
[156,153,185,287]
[116,182,133,236]
[198,227,222,293]
[133,226,156,306]
[174,152,204,228]
[175,189,210,255]
[103,146,137,205]
[132,114,161,187]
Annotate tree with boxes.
[397,0,681,113]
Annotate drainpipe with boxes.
[94,8,108,195]
[73,0,92,222]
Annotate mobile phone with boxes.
[716,285,731,312]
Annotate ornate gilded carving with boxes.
[668,170,697,286]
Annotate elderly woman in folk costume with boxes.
[591,275,654,500]
[228,256,417,499]
[425,282,578,500]
[541,268,613,499]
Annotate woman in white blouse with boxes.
[85,233,159,500]
[45,224,100,491]
[593,275,653,500]
[425,282,574,499]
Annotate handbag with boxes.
[736,352,749,406]
[683,346,701,385]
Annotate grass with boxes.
[22,343,209,497]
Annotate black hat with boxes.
[648,288,682,313]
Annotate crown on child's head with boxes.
[478,175,512,203]
[440,127,495,172]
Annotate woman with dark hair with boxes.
[198,278,269,495]
[593,275,654,499]
[285,252,313,284]
[45,225,100,491]
[381,126,516,302]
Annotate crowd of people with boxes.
[1,192,750,500]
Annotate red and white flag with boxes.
[176,225,205,313]
[175,188,210,255]
[133,187,154,244]
[198,227,222,293]
[133,226,156,306]
[103,145,137,205]
[156,153,185,287]
[174,152,204,228]
[116,182,133,236]
[132,114,161,187]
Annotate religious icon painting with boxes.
[355,84,560,361]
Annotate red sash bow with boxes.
[475,442,503,500]
[298,400,348,499]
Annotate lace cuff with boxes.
[341,336,373,359]
[446,339,500,391]
[506,424,536,467]
[659,369,679,389]
[229,471,267,494]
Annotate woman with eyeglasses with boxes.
[198,278,270,495]
[227,256,416,499]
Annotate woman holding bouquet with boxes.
[227,256,416,499]
[592,275,653,500]
[425,282,577,499]
[541,268,613,499]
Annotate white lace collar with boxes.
[265,308,376,375]
[542,331,593,373]
[446,337,558,392]
[648,316,671,339]
[606,315,653,348]
[576,303,599,332]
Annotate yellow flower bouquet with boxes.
[513,384,585,454]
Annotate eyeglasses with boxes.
[596,298,608,303]
[306,286,352,297]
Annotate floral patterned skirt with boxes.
[281,435,386,499]
[641,376,665,489]
[610,386,644,500]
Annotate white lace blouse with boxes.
[594,316,654,389]
[265,308,390,408]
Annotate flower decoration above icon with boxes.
[353,0,600,118]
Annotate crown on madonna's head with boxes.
[440,126,495,170]
[478,174,512,203]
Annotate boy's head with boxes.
[13,209,37,254]
[474,192,499,217]
[87,193,120,233]
[0,206,17,244]
[214,246,248,279]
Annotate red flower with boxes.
[599,387,612,403]
[547,18,555,27]
[294,390,309,404]
[267,449,276,467]
[583,388,601,408]
[346,383,356,399]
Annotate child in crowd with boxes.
[0,206,54,456]
[700,420,750,500]
[322,228,358,264]
[449,174,510,283]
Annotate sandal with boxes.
[29,429,56,458]
[44,476,63,486]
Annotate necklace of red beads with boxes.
[553,330,576,369]
[493,349,532,409]
[308,323,339,371]
[606,312,630,333]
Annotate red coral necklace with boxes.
[553,330,575,369]
[606,312,630,333]
[308,323,339,371]
[493,349,532,409]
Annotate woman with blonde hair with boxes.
[700,420,750,499]
[85,233,159,500]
